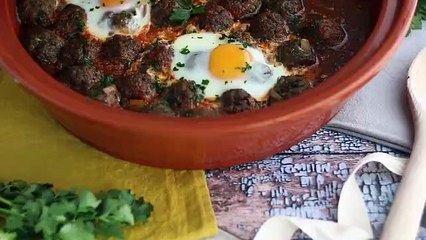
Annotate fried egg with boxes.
[66,0,150,39]
[171,33,288,101]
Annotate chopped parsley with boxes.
[169,0,206,25]
[154,76,166,92]
[411,0,426,30]
[180,46,190,55]
[151,61,162,72]
[176,62,185,68]
[90,75,115,99]
[173,66,179,71]
[78,20,85,32]
[237,62,252,73]
[201,79,209,85]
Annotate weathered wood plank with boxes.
[207,129,426,240]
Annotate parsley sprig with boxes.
[0,181,153,240]
[169,0,205,25]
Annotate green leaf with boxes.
[411,0,426,30]
[170,8,191,24]
[191,5,205,15]
[78,190,101,212]
[58,221,96,240]
[3,215,24,231]
[131,199,153,223]
[94,222,124,240]
[0,230,17,240]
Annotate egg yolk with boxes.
[101,0,128,7]
[209,44,252,80]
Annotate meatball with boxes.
[102,35,142,66]
[250,11,287,41]
[21,27,65,74]
[58,65,102,95]
[317,19,347,48]
[277,39,317,68]
[270,76,313,101]
[218,0,262,19]
[59,35,99,68]
[144,43,174,70]
[150,0,177,27]
[142,100,176,116]
[17,0,59,27]
[199,2,234,32]
[55,4,86,38]
[117,73,156,102]
[266,0,304,16]
[221,89,258,113]
[164,80,198,112]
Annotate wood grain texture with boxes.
[207,129,426,240]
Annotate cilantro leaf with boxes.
[0,181,153,240]
[169,0,205,25]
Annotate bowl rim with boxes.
[0,0,418,136]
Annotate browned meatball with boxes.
[199,2,234,32]
[265,0,304,16]
[151,0,177,27]
[270,76,313,101]
[58,65,102,95]
[17,0,59,27]
[317,19,347,48]
[250,11,287,41]
[21,27,65,74]
[59,35,99,68]
[144,43,174,70]
[55,4,86,38]
[164,80,198,113]
[102,35,143,66]
[142,101,176,116]
[218,0,262,19]
[117,73,156,102]
[277,39,317,68]
[221,89,258,113]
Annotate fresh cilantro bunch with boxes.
[0,181,153,240]
[411,0,426,30]
[170,0,205,25]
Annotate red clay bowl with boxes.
[0,0,417,169]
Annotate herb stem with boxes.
[0,196,12,206]
[0,208,11,216]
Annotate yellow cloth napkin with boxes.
[0,71,218,240]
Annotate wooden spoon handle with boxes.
[380,123,426,240]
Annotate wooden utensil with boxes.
[380,48,426,240]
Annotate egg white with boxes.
[66,0,150,39]
[171,33,289,101]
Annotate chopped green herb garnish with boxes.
[151,61,162,72]
[219,34,227,40]
[169,0,205,25]
[180,46,190,55]
[0,180,153,240]
[83,56,92,66]
[154,76,166,92]
[125,60,133,69]
[90,75,115,99]
[237,62,252,73]
[173,67,179,71]
[78,20,85,31]
[176,62,185,68]
[225,81,229,85]
[201,79,209,85]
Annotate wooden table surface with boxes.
[207,129,426,240]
